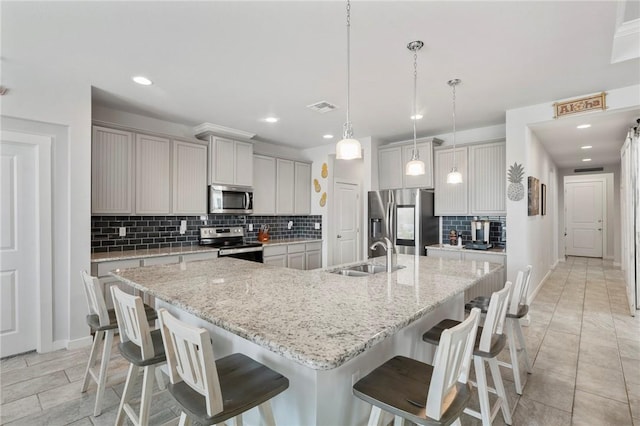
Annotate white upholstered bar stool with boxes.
[157,308,290,426]
[352,308,481,426]
[79,271,157,417]
[110,286,168,426]
[423,283,513,425]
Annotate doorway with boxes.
[332,180,360,266]
[564,175,608,258]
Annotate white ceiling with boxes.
[3,1,639,169]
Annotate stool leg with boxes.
[155,363,166,390]
[232,414,244,426]
[93,329,114,417]
[506,320,524,395]
[367,406,384,426]
[393,415,406,426]
[488,357,512,425]
[472,356,491,426]
[178,412,192,426]
[138,365,156,426]
[81,329,102,393]
[451,419,462,426]
[258,402,275,426]
[514,319,532,373]
[115,363,139,426]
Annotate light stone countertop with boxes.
[253,238,322,246]
[110,254,503,370]
[426,243,507,255]
[91,245,220,263]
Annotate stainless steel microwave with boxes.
[209,185,253,214]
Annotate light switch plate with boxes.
[248,224,254,231]
[119,227,126,237]
[314,222,320,230]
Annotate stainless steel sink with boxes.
[332,269,370,277]
[329,263,405,277]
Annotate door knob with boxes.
[598,228,602,231]
[337,235,342,238]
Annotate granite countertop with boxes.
[254,238,322,246]
[110,254,503,370]
[426,243,506,255]
[91,245,220,263]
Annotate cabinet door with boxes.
[276,159,295,214]
[294,162,311,214]
[136,133,171,214]
[234,141,253,186]
[211,137,235,184]
[402,141,434,189]
[469,142,506,215]
[92,126,134,214]
[434,147,468,216]
[287,252,306,270]
[263,255,287,268]
[253,155,276,214]
[173,141,207,214]
[426,249,463,260]
[378,147,403,190]
[305,250,322,270]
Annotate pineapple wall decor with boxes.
[507,162,525,201]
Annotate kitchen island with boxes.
[111,254,503,425]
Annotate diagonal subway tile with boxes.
[572,389,633,426]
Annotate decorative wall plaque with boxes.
[553,92,606,118]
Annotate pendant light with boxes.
[446,79,463,184]
[335,0,362,160]
[405,40,425,176]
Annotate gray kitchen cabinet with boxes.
[294,162,311,214]
[135,133,171,214]
[262,241,322,270]
[91,126,134,214]
[378,146,403,190]
[276,159,295,214]
[253,155,277,214]
[434,146,469,216]
[378,138,440,190]
[305,242,322,269]
[208,136,253,186]
[263,245,288,267]
[402,141,435,189]
[287,252,306,270]
[180,251,219,262]
[469,141,506,215]
[173,140,208,214]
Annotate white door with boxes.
[333,181,359,265]
[0,140,38,356]
[565,180,603,257]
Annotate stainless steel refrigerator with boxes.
[368,189,439,257]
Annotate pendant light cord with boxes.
[412,48,418,160]
[452,81,457,166]
[343,0,353,139]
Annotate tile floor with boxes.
[1,256,638,425]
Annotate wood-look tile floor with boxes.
[1,256,638,425]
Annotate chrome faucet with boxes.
[369,237,396,273]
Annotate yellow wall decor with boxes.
[319,192,327,207]
[321,162,328,178]
[313,178,321,193]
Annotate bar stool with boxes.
[111,286,168,426]
[79,271,157,417]
[157,308,290,425]
[352,308,481,426]
[466,266,533,394]
[423,283,513,426]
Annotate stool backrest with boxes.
[426,308,481,421]
[520,265,533,306]
[110,286,155,360]
[158,308,224,418]
[508,270,524,316]
[478,281,512,353]
[80,270,110,327]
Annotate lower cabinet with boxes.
[263,241,322,270]
[425,247,506,281]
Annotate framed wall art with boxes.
[541,183,547,215]
[528,176,540,216]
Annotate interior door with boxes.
[333,181,360,266]
[565,180,603,257]
[0,139,38,357]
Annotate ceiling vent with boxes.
[307,101,338,113]
[574,167,604,173]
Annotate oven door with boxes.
[218,247,263,262]
[209,185,253,214]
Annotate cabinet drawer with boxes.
[305,242,322,251]
[141,255,180,266]
[264,245,287,256]
[287,243,305,254]
[425,249,463,261]
[181,251,219,262]
[96,259,141,277]
[464,251,505,264]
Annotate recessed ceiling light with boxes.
[582,158,592,162]
[410,114,423,120]
[263,117,279,123]
[581,145,592,149]
[323,134,334,139]
[576,124,591,129]
[132,76,153,86]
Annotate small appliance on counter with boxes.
[464,218,493,250]
[257,225,270,242]
[199,226,263,262]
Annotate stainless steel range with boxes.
[199,226,263,262]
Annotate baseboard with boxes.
[551,259,559,269]
[59,335,93,351]
[529,268,553,305]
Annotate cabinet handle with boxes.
[337,235,342,238]
[598,228,602,231]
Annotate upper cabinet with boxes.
[253,155,277,214]
[207,136,253,186]
[92,126,134,215]
[92,125,207,215]
[276,159,295,214]
[434,140,506,216]
[294,162,311,214]
[252,154,311,215]
[378,137,441,190]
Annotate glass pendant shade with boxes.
[405,156,425,176]
[335,137,362,160]
[446,167,463,184]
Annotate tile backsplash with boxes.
[441,216,506,246]
[92,215,322,253]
